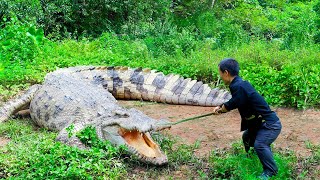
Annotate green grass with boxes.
[0,119,127,179]
[1,119,318,179]
[208,141,297,179]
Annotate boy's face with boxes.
[218,67,231,85]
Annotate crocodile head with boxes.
[98,108,170,165]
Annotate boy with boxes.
[213,58,282,179]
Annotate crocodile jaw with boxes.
[118,128,168,165]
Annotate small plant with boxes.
[295,143,320,178]
[76,126,127,158]
[66,124,74,138]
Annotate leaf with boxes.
[2,40,11,46]
[27,27,36,36]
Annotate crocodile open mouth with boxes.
[118,127,167,165]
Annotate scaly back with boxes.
[48,66,231,106]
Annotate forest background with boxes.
[1,0,319,109]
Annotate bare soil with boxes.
[118,100,320,158]
[0,137,10,147]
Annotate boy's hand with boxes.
[213,105,228,115]
[213,106,222,115]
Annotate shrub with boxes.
[0,16,45,85]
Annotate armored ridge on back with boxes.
[0,66,231,165]
[69,66,231,106]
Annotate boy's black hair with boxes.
[218,58,240,76]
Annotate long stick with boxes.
[165,112,215,126]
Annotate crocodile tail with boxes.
[101,66,231,107]
[52,66,231,106]
[0,84,41,122]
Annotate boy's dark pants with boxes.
[242,120,282,175]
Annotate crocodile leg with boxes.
[14,109,31,119]
[0,85,41,123]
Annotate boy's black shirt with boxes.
[223,76,279,131]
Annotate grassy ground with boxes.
[0,118,319,179]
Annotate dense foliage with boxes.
[0,0,319,108]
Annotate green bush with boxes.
[0,16,45,85]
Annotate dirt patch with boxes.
[0,137,10,147]
[119,100,320,158]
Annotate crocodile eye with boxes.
[114,110,130,118]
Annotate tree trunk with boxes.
[211,0,215,8]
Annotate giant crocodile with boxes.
[0,66,231,165]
